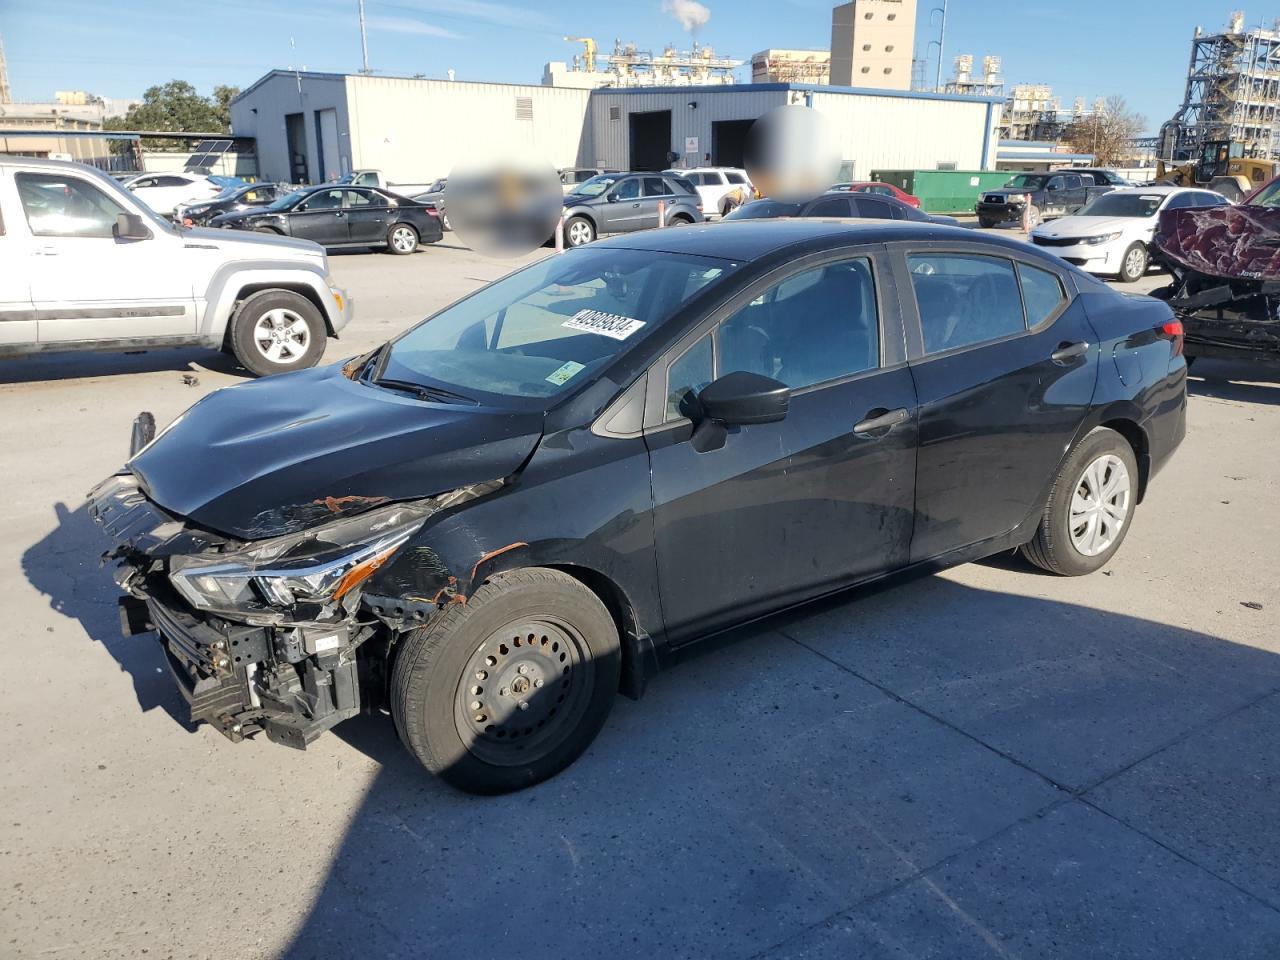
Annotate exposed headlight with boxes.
[1083,232,1122,245]
[185,204,211,216]
[168,484,499,619]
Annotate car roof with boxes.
[589,218,1028,262]
[1106,184,1185,195]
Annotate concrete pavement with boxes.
[2,237,1278,959]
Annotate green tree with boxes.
[104,80,238,148]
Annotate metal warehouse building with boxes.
[231,70,1001,186]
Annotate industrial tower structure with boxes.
[1162,12,1280,161]
[0,34,13,104]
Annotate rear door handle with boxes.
[1050,340,1089,364]
[853,407,909,436]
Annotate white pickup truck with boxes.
[335,169,435,197]
[0,157,352,377]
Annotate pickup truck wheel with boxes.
[387,223,419,254]
[1118,242,1148,283]
[978,217,997,228]
[564,216,595,247]
[391,568,620,794]
[1021,427,1138,576]
[229,290,326,377]
[1025,205,1042,228]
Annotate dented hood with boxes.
[1155,204,1280,281]
[128,363,543,540]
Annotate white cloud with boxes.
[364,14,463,38]
[663,0,711,32]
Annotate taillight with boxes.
[1158,318,1184,356]
[424,207,439,218]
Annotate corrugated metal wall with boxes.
[230,73,351,184]
[345,77,591,180]
[809,91,996,179]
[586,88,788,169]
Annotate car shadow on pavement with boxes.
[1189,358,1280,405]
[23,504,1280,959]
[0,347,247,385]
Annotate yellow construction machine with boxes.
[1157,140,1279,201]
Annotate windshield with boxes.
[266,191,306,211]
[568,174,618,198]
[1076,192,1165,218]
[1003,175,1049,189]
[376,248,740,402]
[723,199,804,220]
[1249,179,1280,208]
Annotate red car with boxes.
[832,181,922,208]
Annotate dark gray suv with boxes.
[561,172,704,247]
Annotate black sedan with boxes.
[725,190,958,225]
[90,220,1186,794]
[176,182,291,226]
[209,185,443,254]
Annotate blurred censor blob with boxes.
[744,105,841,202]
[445,160,563,257]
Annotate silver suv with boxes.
[560,172,705,247]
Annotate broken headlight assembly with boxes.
[168,483,500,621]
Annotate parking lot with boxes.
[3,234,1279,959]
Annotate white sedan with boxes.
[122,172,222,217]
[1029,185,1231,283]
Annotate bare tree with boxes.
[1062,96,1145,167]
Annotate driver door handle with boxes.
[1050,340,1089,364]
[853,407,909,436]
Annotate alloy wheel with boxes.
[1069,453,1131,556]
[252,308,311,365]
[567,220,593,246]
[1124,247,1146,279]
[391,226,417,252]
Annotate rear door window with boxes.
[644,177,669,197]
[725,171,746,185]
[804,196,854,217]
[856,196,904,220]
[908,254,1026,354]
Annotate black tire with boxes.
[667,214,692,226]
[227,289,327,377]
[387,222,419,255]
[978,217,997,229]
[564,216,595,248]
[1117,242,1149,283]
[391,568,620,794]
[1021,427,1139,576]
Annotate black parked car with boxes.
[90,220,1186,794]
[560,172,704,247]
[210,185,443,254]
[976,171,1114,228]
[724,191,958,225]
[176,182,291,227]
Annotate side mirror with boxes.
[606,192,619,202]
[697,371,790,425]
[113,213,151,241]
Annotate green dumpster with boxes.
[870,169,1015,215]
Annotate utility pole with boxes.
[358,0,370,74]
[933,0,949,93]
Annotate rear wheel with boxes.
[387,223,419,254]
[1117,242,1148,283]
[1021,427,1138,576]
[228,289,326,377]
[391,568,620,794]
[667,214,692,226]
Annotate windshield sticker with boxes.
[563,309,646,341]
[545,360,586,386]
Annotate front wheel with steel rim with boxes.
[387,223,419,255]
[564,216,595,248]
[227,289,326,377]
[1117,242,1148,283]
[1021,426,1139,576]
[392,567,621,794]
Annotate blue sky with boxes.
[0,0,1238,134]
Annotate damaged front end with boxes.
[89,473,498,748]
[1152,204,1280,363]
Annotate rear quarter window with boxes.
[1018,263,1067,326]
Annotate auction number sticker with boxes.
[545,360,586,385]
[563,309,646,341]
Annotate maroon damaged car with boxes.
[1153,183,1280,364]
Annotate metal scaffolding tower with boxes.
[0,34,12,105]
[1163,12,1280,161]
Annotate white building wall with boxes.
[230,72,351,183]
[808,90,998,179]
[344,76,591,180]
[586,88,788,168]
